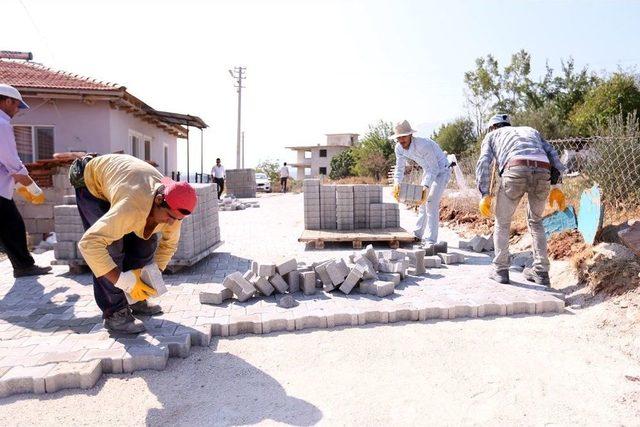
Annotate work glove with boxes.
[479,195,493,218]
[548,187,566,212]
[392,183,400,202]
[419,186,429,206]
[15,182,45,205]
[115,269,157,302]
[141,263,167,296]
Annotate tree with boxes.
[329,148,355,180]
[431,118,476,155]
[570,73,640,135]
[352,120,396,180]
[256,159,280,183]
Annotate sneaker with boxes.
[13,264,52,278]
[130,300,163,316]
[523,268,551,286]
[490,270,510,284]
[104,307,146,334]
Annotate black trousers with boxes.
[213,178,224,199]
[280,177,288,193]
[75,187,158,318]
[0,196,34,271]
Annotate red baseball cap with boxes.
[161,177,197,214]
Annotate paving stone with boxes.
[301,271,317,295]
[175,325,212,347]
[257,263,276,277]
[261,312,296,334]
[294,309,328,331]
[326,259,349,286]
[0,364,55,397]
[370,280,395,297]
[223,272,255,302]
[314,261,333,288]
[43,360,102,393]
[157,334,191,358]
[424,255,443,268]
[229,314,263,335]
[252,276,275,296]
[81,347,127,374]
[339,269,363,295]
[269,273,289,293]
[122,345,169,372]
[276,258,297,276]
[377,272,401,286]
[285,271,300,293]
[242,270,254,282]
[199,283,234,305]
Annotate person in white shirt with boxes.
[279,162,290,193]
[211,158,225,199]
[391,120,451,250]
[0,84,52,278]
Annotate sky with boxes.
[4,0,639,176]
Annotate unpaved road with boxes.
[0,191,639,425]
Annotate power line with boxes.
[17,0,56,64]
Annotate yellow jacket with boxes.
[78,154,181,277]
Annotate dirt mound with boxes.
[548,229,588,260]
[572,243,640,297]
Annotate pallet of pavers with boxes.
[298,228,417,249]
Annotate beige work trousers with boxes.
[493,166,551,273]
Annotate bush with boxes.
[329,149,355,180]
[352,120,395,180]
[256,159,280,183]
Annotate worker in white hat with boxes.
[0,83,52,277]
[391,120,451,250]
[476,113,566,286]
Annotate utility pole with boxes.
[241,131,245,168]
[228,66,246,169]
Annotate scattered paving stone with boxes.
[199,283,234,305]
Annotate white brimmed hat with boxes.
[389,120,417,139]
[486,113,510,130]
[0,84,29,109]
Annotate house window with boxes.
[13,126,54,163]
[304,150,312,159]
[319,149,327,158]
[319,167,327,175]
[130,135,140,158]
[144,139,151,161]
[163,145,169,175]
[304,167,311,176]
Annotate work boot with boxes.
[104,307,146,334]
[422,242,436,256]
[13,264,52,278]
[490,269,510,284]
[130,300,163,316]
[523,268,551,286]
[434,241,448,254]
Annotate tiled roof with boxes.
[0,59,123,92]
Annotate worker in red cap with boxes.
[69,153,197,333]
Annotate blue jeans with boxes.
[414,168,451,243]
[75,187,158,318]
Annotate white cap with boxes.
[486,113,510,130]
[0,84,29,109]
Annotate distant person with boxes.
[391,120,451,250]
[476,113,566,286]
[0,84,52,278]
[211,158,225,199]
[279,162,290,193]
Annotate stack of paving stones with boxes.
[336,186,354,231]
[199,244,459,305]
[458,235,495,253]
[52,184,221,266]
[225,169,256,198]
[218,195,260,211]
[15,166,75,244]
[303,180,399,230]
[320,184,337,230]
[398,182,424,204]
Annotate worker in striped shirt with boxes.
[476,114,566,286]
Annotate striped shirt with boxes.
[475,126,565,196]
[394,136,449,187]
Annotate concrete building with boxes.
[0,58,206,176]
[287,133,359,178]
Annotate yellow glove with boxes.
[392,184,400,202]
[419,187,428,205]
[479,195,493,218]
[16,182,45,205]
[129,270,157,302]
[548,188,566,211]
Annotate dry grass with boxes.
[326,176,387,185]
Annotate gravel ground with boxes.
[0,190,639,425]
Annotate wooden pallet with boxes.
[298,228,417,249]
[51,240,224,274]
